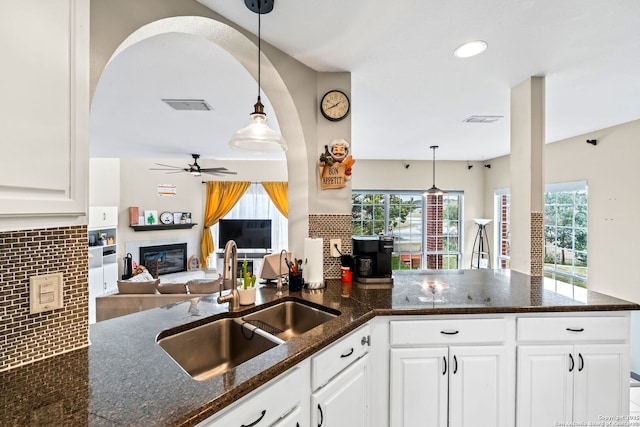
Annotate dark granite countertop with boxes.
[2,269,638,426]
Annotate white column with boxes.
[509,77,545,276]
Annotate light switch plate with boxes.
[30,272,63,314]
[330,239,341,257]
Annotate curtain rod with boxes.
[200,181,284,184]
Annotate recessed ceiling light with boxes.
[453,40,488,58]
[463,115,502,123]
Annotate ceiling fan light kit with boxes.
[228,0,287,153]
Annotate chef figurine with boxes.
[329,138,355,177]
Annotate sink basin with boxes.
[242,300,339,341]
[157,318,282,381]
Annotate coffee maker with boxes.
[352,235,394,285]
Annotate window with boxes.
[494,181,587,287]
[211,183,288,251]
[544,182,588,287]
[352,191,463,270]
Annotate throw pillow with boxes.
[117,279,160,294]
[187,279,219,294]
[157,283,187,294]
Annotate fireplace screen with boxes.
[139,243,187,276]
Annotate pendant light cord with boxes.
[257,3,262,101]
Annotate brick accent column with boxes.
[426,195,443,269]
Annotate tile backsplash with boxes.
[308,214,352,279]
[0,226,89,371]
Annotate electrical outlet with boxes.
[330,239,341,257]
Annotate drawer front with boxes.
[207,361,309,427]
[390,318,507,346]
[517,316,629,342]
[311,323,370,390]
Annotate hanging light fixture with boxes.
[229,0,287,153]
[423,145,445,196]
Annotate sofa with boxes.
[95,271,232,322]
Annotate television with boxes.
[218,219,272,250]
[259,252,291,284]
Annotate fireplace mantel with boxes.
[130,223,197,231]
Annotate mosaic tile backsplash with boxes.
[0,226,89,371]
[308,214,352,279]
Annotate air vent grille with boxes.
[463,115,503,123]
[162,99,212,111]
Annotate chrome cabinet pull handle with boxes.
[569,353,575,372]
[440,330,459,335]
[340,348,354,358]
[241,409,266,427]
[318,404,324,427]
[443,356,447,375]
[566,327,584,332]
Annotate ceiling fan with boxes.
[150,154,237,176]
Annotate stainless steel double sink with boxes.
[156,299,339,381]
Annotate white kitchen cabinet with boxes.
[0,0,88,230]
[197,360,310,427]
[390,345,508,427]
[389,318,512,427]
[516,315,630,427]
[88,207,118,324]
[517,344,628,426]
[88,206,118,229]
[311,354,369,427]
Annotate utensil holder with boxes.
[289,272,304,292]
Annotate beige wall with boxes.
[483,118,640,304]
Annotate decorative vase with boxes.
[237,286,256,305]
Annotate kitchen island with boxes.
[1,269,638,426]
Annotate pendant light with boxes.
[229,0,287,153]
[423,145,445,196]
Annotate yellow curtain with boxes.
[200,181,250,261]
[262,181,288,218]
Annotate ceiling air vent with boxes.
[162,99,212,111]
[463,115,503,123]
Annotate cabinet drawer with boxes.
[88,206,118,228]
[311,323,370,390]
[390,318,507,346]
[517,316,629,342]
[206,361,309,427]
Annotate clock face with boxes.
[160,211,174,225]
[321,90,350,121]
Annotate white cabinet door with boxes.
[573,344,629,423]
[88,206,118,229]
[312,354,368,427]
[88,268,104,324]
[390,347,447,427]
[517,345,574,427]
[103,262,118,293]
[449,345,508,427]
[0,0,88,225]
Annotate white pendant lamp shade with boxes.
[228,102,287,153]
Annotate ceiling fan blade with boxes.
[154,163,182,169]
[200,167,230,172]
[149,167,182,171]
[203,170,238,175]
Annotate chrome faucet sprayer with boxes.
[218,240,240,310]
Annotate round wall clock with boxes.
[159,211,174,225]
[320,90,350,122]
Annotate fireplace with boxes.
[139,243,187,276]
